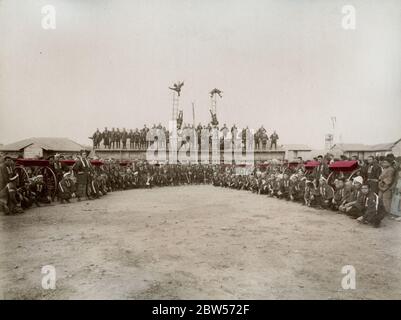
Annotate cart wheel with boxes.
[327,172,335,186]
[42,166,57,200]
[15,166,30,188]
[348,169,360,181]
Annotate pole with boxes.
[192,102,195,127]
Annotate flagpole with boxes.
[192,102,195,128]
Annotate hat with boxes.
[383,156,393,164]
[353,176,363,185]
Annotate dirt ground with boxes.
[1,185,401,300]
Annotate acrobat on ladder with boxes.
[169,81,184,124]
[209,88,222,127]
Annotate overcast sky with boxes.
[0,0,400,149]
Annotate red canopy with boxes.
[15,159,50,167]
[288,162,300,168]
[304,161,320,170]
[61,160,75,166]
[16,159,104,167]
[329,160,359,172]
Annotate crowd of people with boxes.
[0,151,217,215]
[0,151,400,228]
[91,124,280,150]
[212,154,400,228]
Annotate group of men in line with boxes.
[1,152,399,228]
[212,154,400,228]
[0,151,218,215]
[91,124,280,151]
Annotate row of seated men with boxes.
[1,152,397,226]
[0,154,218,214]
[212,168,387,228]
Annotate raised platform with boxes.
[94,148,285,162]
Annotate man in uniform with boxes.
[115,128,121,149]
[72,151,93,201]
[133,128,141,149]
[332,178,345,211]
[362,155,382,194]
[121,128,128,149]
[110,128,116,149]
[0,156,17,213]
[356,184,386,227]
[141,125,149,149]
[102,127,110,149]
[270,130,279,150]
[48,154,69,194]
[92,128,102,149]
[58,172,74,203]
[318,176,334,209]
[1,174,23,214]
[378,156,395,214]
[312,155,330,187]
[340,176,365,218]
[128,129,134,149]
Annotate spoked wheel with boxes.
[327,171,348,187]
[15,166,31,188]
[347,169,361,181]
[41,166,58,200]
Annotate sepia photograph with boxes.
[0,0,401,305]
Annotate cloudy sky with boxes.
[0,0,400,149]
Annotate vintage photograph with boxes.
[0,0,401,301]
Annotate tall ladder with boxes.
[172,92,179,121]
[210,94,217,115]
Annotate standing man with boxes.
[121,128,128,149]
[48,154,68,183]
[134,128,141,149]
[92,128,102,149]
[110,128,116,149]
[391,169,401,216]
[115,128,121,149]
[378,157,395,214]
[270,130,279,150]
[142,125,149,149]
[0,156,16,187]
[103,127,110,149]
[0,156,20,214]
[72,151,93,201]
[362,155,382,194]
[312,155,330,186]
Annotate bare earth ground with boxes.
[1,185,401,300]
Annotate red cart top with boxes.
[329,160,359,172]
